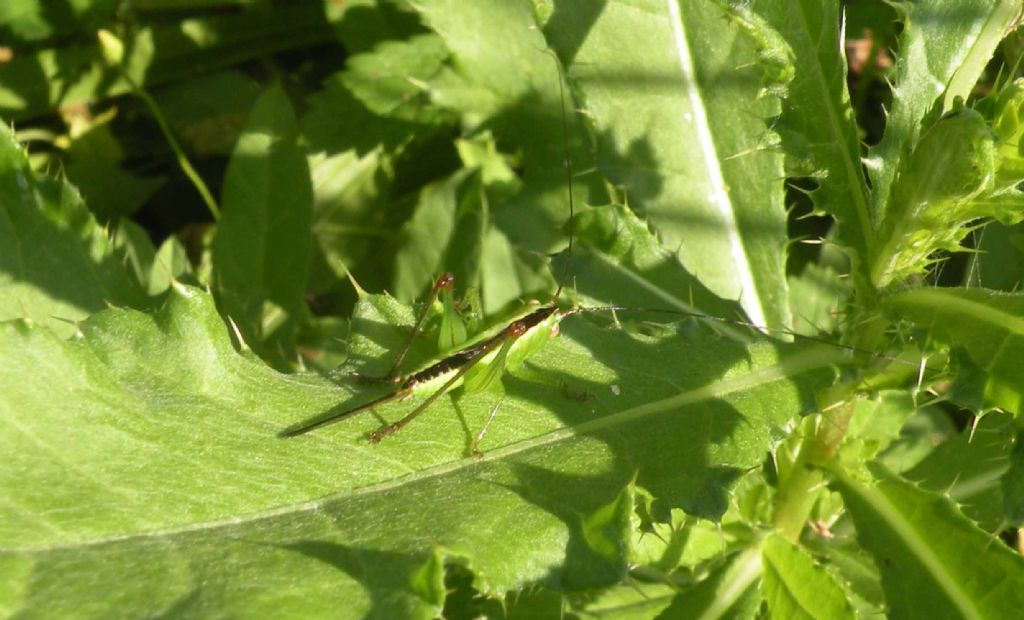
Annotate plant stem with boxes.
[773,438,822,542]
[773,390,857,542]
[125,75,221,221]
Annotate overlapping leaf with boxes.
[0,124,150,337]
[762,535,856,620]
[548,0,791,330]
[213,85,313,357]
[887,287,1024,413]
[834,464,1024,619]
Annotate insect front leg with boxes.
[386,272,457,378]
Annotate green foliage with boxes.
[3,0,1024,617]
[835,464,1024,620]
[873,107,997,287]
[887,288,1024,413]
[0,125,150,336]
[213,84,313,360]
[757,0,871,274]
[553,0,790,330]
[761,535,856,620]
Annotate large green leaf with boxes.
[213,85,313,356]
[9,1,1024,616]
[902,413,1014,530]
[0,282,842,617]
[546,0,791,331]
[0,124,149,337]
[754,0,872,290]
[886,288,1024,414]
[833,464,1024,619]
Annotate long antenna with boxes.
[549,50,574,301]
[572,305,931,369]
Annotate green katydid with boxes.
[279,298,577,444]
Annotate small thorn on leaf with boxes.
[226,316,250,351]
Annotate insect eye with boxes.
[434,272,455,291]
[507,322,528,338]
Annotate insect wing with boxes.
[461,336,513,395]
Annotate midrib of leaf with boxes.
[666,0,766,328]
[762,552,816,620]
[949,465,1009,504]
[942,0,1024,110]
[697,548,762,620]
[896,288,1024,335]
[0,445,423,554]
[834,471,983,620]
